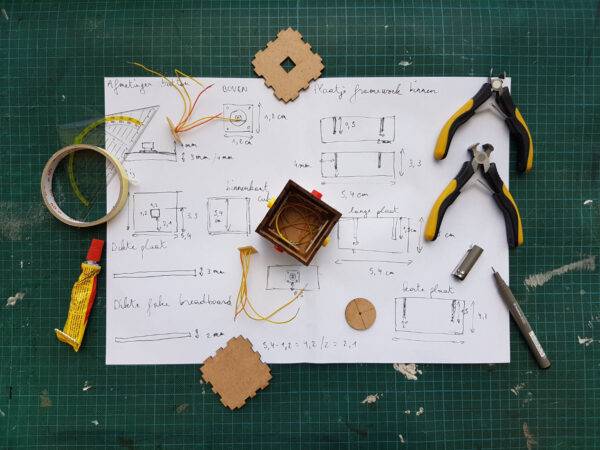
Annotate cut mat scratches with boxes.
[524,256,596,288]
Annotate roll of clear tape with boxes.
[41,144,129,227]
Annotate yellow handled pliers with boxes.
[425,143,523,248]
[434,73,534,173]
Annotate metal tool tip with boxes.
[491,266,496,273]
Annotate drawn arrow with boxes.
[392,337,465,344]
[470,301,475,333]
[334,258,413,266]
[399,148,405,176]
[417,217,424,253]
[257,102,261,133]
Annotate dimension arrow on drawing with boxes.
[470,301,475,333]
[417,217,424,253]
[392,337,465,344]
[334,259,413,266]
[257,103,261,133]
[399,148,405,176]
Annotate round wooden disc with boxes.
[345,298,376,330]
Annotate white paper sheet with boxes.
[105,76,511,364]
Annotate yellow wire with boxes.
[132,62,235,141]
[274,202,327,248]
[235,247,304,324]
[132,62,196,133]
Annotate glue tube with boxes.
[55,239,104,352]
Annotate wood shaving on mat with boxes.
[361,393,380,404]
[524,256,595,288]
[393,363,422,380]
[522,423,537,450]
[39,389,52,408]
[6,292,25,307]
[511,382,526,396]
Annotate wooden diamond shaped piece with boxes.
[252,28,324,103]
[200,336,271,410]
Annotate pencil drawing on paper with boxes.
[115,332,192,343]
[105,77,512,365]
[320,151,396,179]
[394,297,469,335]
[126,140,178,162]
[106,105,160,163]
[337,216,413,254]
[207,197,251,235]
[113,269,197,279]
[127,191,184,236]
[320,115,395,143]
[266,265,320,291]
[222,103,260,136]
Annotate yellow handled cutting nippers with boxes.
[434,73,534,174]
[425,143,524,248]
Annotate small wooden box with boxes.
[256,180,341,265]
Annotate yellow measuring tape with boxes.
[41,144,129,227]
[68,115,141,207]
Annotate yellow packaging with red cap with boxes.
[55,239,104,352]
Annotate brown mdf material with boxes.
[200,336,271,410]
[345,298,377,330]
[252,28,324,103]
[256,180,341,266]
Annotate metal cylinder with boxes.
[452,245,484,280]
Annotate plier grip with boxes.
[425,143,524,248]
[433,75,534,174]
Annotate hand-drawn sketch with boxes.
[320,116,395,143]
[128,191,184,236]
[337,217,412,254]
[394,297,469,335]
[223,103,260,136]
[125,140,178,162]
[115,332,192,343]
[113,269,197,279]
[105,105,159,163]
[321,151,396,179]
[266,265,320,291]
[207,197,251,235]
[106,76,512,365]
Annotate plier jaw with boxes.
[425,143,524,249]
[433,73,534,173]
[468,142,493,173]
[488,71,507,92]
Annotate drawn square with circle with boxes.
[223,104,253,134]
[285,269,300,284]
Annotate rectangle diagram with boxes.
[337,217,411,254]
[394,297,466,335]
[321,151,395,179]
[207,197,251,235]
[223,104,254,135]
[266,265,320,291]
[320,116,395,143]
[131,191,181,236]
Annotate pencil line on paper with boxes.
[115,332,192,343]
[113,269,197,279]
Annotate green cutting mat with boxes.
[1,0,599,448]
